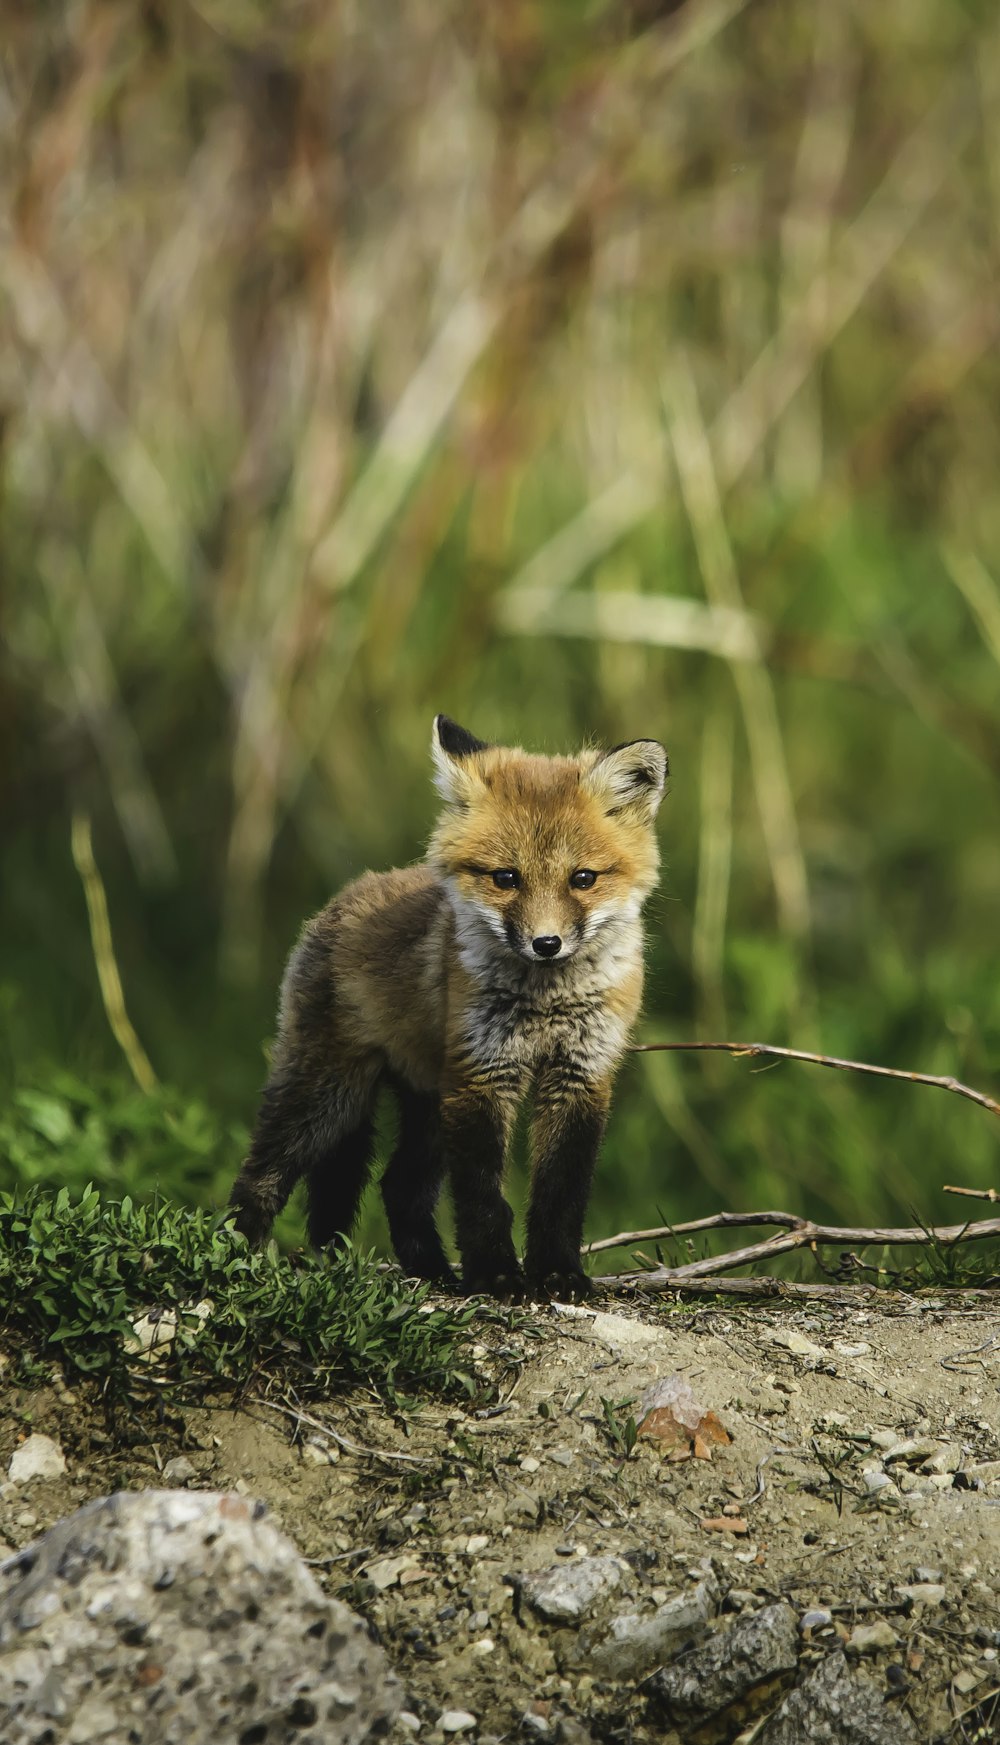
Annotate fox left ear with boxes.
[431,714,490,805]
[583,740,668,821]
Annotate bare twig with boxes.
[944,1184,1000,1203]
[260,1398,438,1468]
[594,1212,1000,1288]
[627,1039,1000,1121]
[70,810,158,1094]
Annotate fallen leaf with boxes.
[637,1375,732,1461]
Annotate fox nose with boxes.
[532,935,562,959]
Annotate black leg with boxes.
[228,1064,375,1249]
[380,1086,453,1282]
[523,1065,610,1299]
[307,1112,376,1249]
[442,1083,521,1296]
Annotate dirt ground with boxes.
[4,1290,1000,1743]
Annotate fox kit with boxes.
[228,716,667,1297]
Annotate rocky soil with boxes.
[4,1291,1000,1743]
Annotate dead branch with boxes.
[628,1039,1000,1121]
[590,1212,1000,1288]
[944,1184,1000,1203]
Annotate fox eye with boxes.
[570,869,598,890]
[491,869,520,891]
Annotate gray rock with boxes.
[755,1648,917,1744]
[519,1556,628,1625]
[0,1489,401,1745]
[649,1602,799,1722]
[583,1576,719,1680]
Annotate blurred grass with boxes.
[3,0,1000,1254]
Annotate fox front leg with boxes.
[524,1065,611,1299]
[442,1076,523,1297]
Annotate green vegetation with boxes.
[2,3,1000,1263]
[0,1183,478,1406]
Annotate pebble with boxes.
[519,1458,540,1475]
[439,1712,477,1734]
[519,1556,627,1624]
[399,1713,421,1733]
[846,1620,898,1655]
[465,1536,490,1555]
[920,1445,962,1475]
[799,1608,834,1633]
[897,1583,946,1612]
[8,1435,67,1485]
[913,1566,943,1584]
[163,1455,197,1484]
[521,1715,550,1737]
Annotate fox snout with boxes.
[502,919,573,963]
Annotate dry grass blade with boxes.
[69,811,158,1094]
[664,352,809,940]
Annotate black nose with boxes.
[532,935,562,959]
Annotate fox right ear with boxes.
[431,714,489,804]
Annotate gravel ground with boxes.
[4,1292,1000,1743]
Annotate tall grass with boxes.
[3,1,1000,1247]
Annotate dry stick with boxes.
[598,1215,1000,1288]
[627,1039,1000,1121]
[944,1185,1000,1204]
[70,810,158,1095]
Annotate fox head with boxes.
[427,715,667,968]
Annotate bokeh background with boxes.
[3,0,1000,1263]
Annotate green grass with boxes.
[0,1184,480,1409]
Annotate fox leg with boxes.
[524,1065,611,1299]
[442,1078,521,1296]
[380,1085,453,1282]
[228,1060,377,1250]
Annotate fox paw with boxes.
[461,1265,528,1302]
[527,1268,595,1303]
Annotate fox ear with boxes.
[583,739,668,820]
[431,714,489,804]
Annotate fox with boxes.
[227,715,668,1297]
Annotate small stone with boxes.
[519,1556,627,1625]
[465,1535,490,1555]
[399,1713,421,1733]
[800,1608,834,1633]
[368,1556,418,1591]
[861,1469,896,1498]
[469,1637,495,1656]
[8,1435,66,1484]
[882,1438,941,1466]
[913,1566,943,1585]
[440,1712,477,1734]
[847,1621,898,1655]
[769,1330,825,1360]
[817,1412,851,1432]
[548,1450,574,1468]
[162,1456,197,1484]
[896,1583,946,1612]
[522,1715,550,1737]
[519,1458,540,1474]
[834,1342,871,1357]
[585,1576,719,1681]
[920,1445,962,1475]
[953,1670,983,1695]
